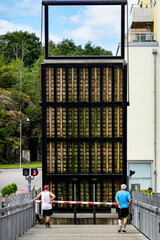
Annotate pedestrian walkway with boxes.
[17,224,147,240]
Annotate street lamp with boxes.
[20,117,30,169]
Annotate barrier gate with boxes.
[41,0,128,213]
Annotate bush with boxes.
[1,183,17,197]
[7,185,13,195]
[10,183,17,193]
[1,186,11,197]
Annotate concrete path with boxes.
[0,168,42,191]
[18,224,147,240]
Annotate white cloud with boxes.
[67,6,121,44]
[49,33,62,44]
[65,26,105,41]
[66,1,139,47]
[70,14,82,24]
[0,19,38,36]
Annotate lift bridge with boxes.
[1,1,158,240]
[41,0,127,213]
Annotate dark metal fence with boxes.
[0,189,41,240]
[132,192,160,240]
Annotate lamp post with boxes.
[20,117,30,169]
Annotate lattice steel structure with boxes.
[41,0,128,212]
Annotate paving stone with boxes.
[17,224,147,240]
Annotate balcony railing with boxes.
[126,32,156,43]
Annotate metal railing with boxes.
[0,189,41,240]
[132,192,160,240]
[126,32,156,43]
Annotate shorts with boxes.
[43,208,53,217]
[118,208,129,219]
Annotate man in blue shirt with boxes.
[115,184,131,233]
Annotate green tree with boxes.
[22,58,41,104]
[57,38,77,55]
[0,31,40,66]
[0,55,24,88]
[48,40,61,56]
[46,39,112,56]
[84,41,112,55]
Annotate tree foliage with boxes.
[48,38,112,56]
[0,31,40,66]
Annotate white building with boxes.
[118,0,160,192]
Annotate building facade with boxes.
[123,0,160,192]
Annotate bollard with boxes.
[73,178,77,225]
[92,178,97,225]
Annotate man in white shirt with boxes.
[32,185,56,228]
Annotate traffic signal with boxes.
[23,168,30,176]
[31,168,39,176]
[130,170,135,177]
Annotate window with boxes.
[128,161,152,190]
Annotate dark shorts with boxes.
[43,209,53,217]
[118,208,129,219]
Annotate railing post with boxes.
[4,194,8,216]
[0,195,2,238]
[92,178,97,225]
[37,188,41,217]
[73,178,77,224]
[0,195,2,216]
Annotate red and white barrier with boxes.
[35,200,117,206]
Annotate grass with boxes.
[0,161,42,169]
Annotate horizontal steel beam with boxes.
[45,102,124,107]
[46,173,123,180]
[47,137,122,143]
[42,0,127,6]
[43,59,126,65]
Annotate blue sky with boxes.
[0,0,138,54]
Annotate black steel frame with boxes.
[41,62,127,209]
[42,0,127,59]
[41,0,128,213]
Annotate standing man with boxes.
[32,185,56,228]
[147,187,155,195]
[115,184,131,233]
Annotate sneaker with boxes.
[118,225,122,233]
[122,228,127,233]
[46,222,51,228]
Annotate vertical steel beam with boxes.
[66,68,69,172]
[41,64,47,187]
[45,5,49,59]
[100,67,103,173]
[112,66,115,175]
[89,67,92,173]
[121,4,125,59]
[77,68,80,173]
[54,67,57,174]
[122,64,127,184]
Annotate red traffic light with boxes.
[31,168,39,176]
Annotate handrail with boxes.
[126,32,156,43]
[132,192,160,239]
[0,201,33,214]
